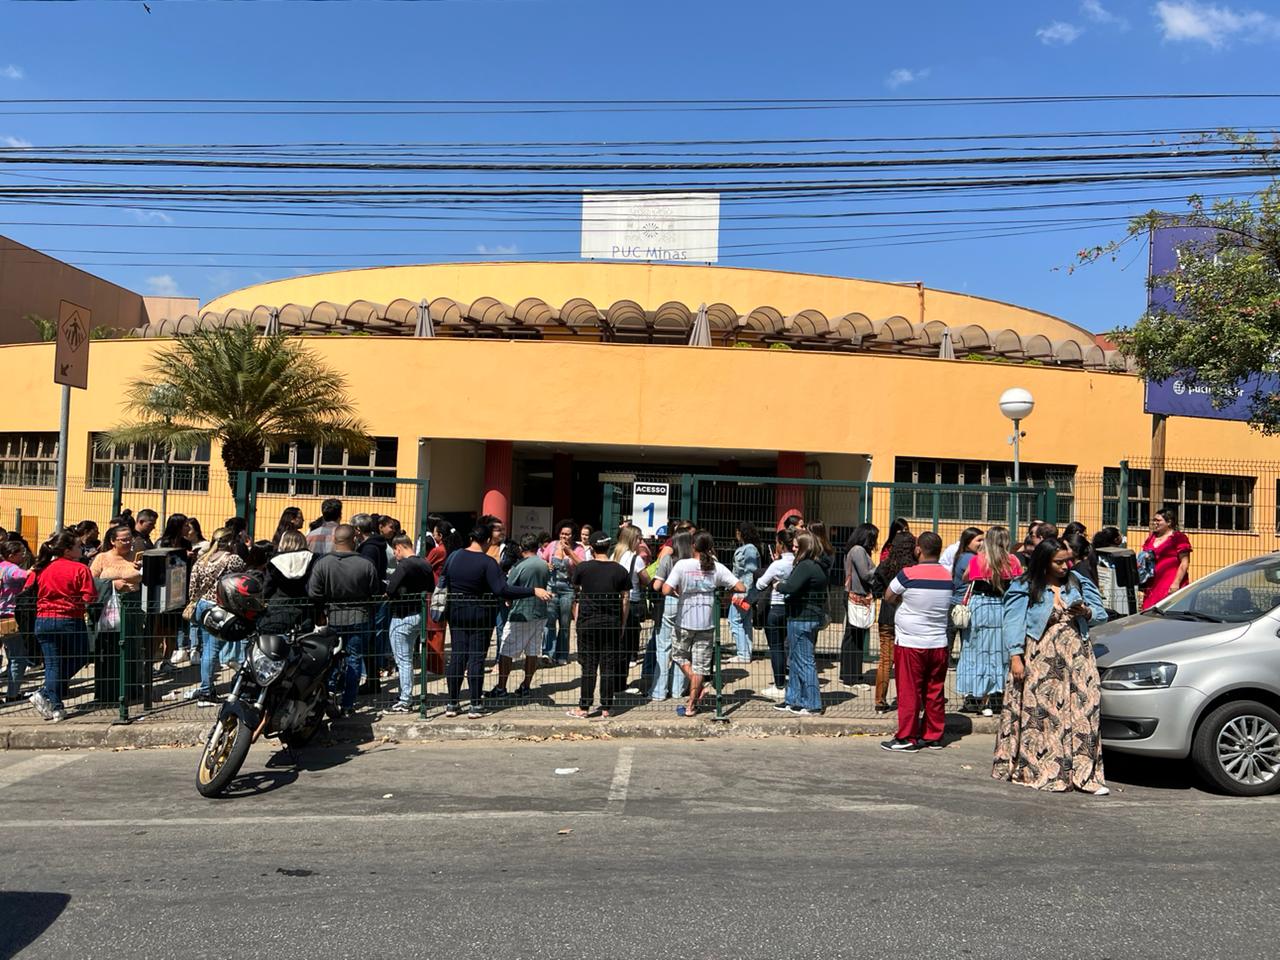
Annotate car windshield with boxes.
[1157,555,1280,624]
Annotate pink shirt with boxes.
[966,553,1022,583]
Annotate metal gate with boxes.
[242,471,429,544]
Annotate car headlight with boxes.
[1100,661,1178,690]
[249,646,285,686]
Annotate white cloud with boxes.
[0,65,23,81]
[1081,0,1129,28]
[886,67,931,89]
[1036,20,1084,44]
[146,274,182,297]
[2,135,31,148]
[1153,1,1280,47]
[474,243,519,255]
[131,209,174,225]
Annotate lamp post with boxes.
[998,388,1035,485]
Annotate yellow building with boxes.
[1,258,1276,575]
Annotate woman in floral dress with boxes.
[993,537,1110,796]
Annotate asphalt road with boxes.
[1,733,1277,959]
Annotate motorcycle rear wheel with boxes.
[196,714,252,798]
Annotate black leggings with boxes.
[446,625,491,706]
[578,626,624,710]
[765,607,788,687]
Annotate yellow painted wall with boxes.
[202,261,1093,343]
[2,335,1279,575]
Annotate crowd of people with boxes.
[0,495,1195,797]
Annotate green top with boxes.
[506,556,550,621]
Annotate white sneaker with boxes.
[727,656,751,664]
[49,709,66,723]
[28,690,53,720]
[624,686,641,695]
[761,684,787,700]
[170,650,191,667]
[1092,786,1111,797]
[981,707,994,717]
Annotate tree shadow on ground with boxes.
[0,891,71,957]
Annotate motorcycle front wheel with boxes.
[195,713,252,798]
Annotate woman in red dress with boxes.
[1140,509,1192,610]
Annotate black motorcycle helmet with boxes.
[216,571,266,621]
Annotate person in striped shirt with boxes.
[880,532,953,752]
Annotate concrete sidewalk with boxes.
[0,710,999,750]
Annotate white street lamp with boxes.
[999,387,1035,484]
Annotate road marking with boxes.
[608,746,635,803]
[0,753,83,790]
[0,810,608,830]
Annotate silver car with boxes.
[1093,552,1280,796]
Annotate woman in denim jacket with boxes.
[993,537,1110,796]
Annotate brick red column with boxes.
[775,451,806,528]
[481,440,514,525]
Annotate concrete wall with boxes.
[0,236,150,344]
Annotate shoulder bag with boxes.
[430,552,455,624]
[950,583,974,629]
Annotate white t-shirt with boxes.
[939,541,960,572]
[886,562,952,649]
[755,552,795,607]
[616,550,645,600]
[664,558,738,631]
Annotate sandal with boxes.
[676,704,697,718]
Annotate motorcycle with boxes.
[195,596,346,798]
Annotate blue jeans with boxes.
[4,632,32,699]
[35,617,91,712]
[784,619,822,712]
[194,599,224,696]
[389,612,420,706]
[728,600,753,660]
[331,622,371,712]
[542,591,573,662]
[649,595,688,701]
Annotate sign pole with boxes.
[54,384,70,531]
[1150,413,1168,522]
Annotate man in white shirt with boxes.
[880,531,952,753]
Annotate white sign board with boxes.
[581,192,719,263]
[511,505,552,541]
[632,482,670,537]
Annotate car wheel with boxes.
[1191,700,1280,796]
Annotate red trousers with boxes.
[894,645,948,742]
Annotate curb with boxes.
[0,714,1000,750]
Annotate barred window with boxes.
[892,458,1075,526]
[88,434,211,491]
[1104,468,1253,532]
[0,432,58,487]
[260,438,399,498]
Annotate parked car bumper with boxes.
[1100,685,1206,758]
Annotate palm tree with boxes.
[25,313,123,342]
[102,323,374,490]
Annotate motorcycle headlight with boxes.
[249,645,285,686]
[1100,661,1178,690]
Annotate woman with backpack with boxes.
[993,537,1109,795]
[773,532,830,716]
[754,527,796,700]
[27,531,98,722]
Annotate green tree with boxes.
[25,313,123,342]
[1084,134,1280,432]
[101,324,374,489]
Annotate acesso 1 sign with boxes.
[581,192,719,264]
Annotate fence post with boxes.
[859,481,870,524]
[116,596,134,724]
[234,471,249,523]
[1044,488,1059,525]
[1118,459,1130,539]
[419,593,429,721]
[602,483,619,532]
[110,464,124,519]
[415,479,430,549]
[930,488,941,533]
[713,589,726,723]
[684,474,698,527]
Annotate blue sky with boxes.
[1,0,1278,332]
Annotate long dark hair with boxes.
[692,531,717,572]
[880,531,917,582]
[273,507,304,546]
[35,531,78,574]
[807,520,834,558]
[849,523,879,556]
[735,521,762,562]
[1026,537,1072,604]
[885,517,910,546]
[671,531,695,562]
[434,519,463,553]
[158,513,190,548]
[1092,526,1123,550]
